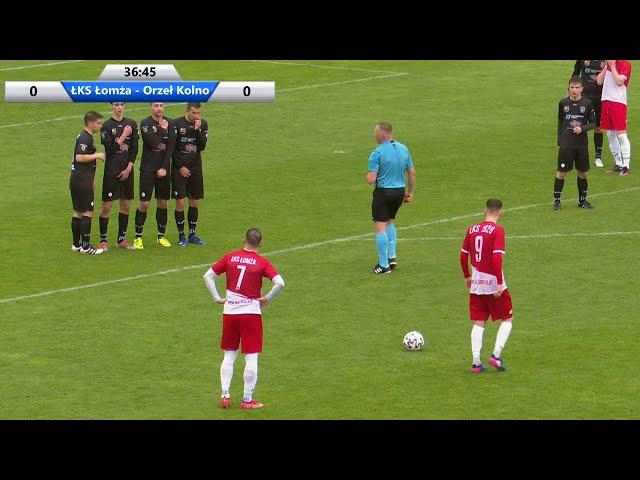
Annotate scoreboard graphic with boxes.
[4,64,275,103]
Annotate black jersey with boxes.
[71,130,97,180]
[172,117,208,172]
[557,96,595,148]
[140,116,176,173]
[101,117,139,175]
[572,60,605,100]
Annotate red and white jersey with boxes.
[602,60,631,105]
[461,221,506,295]
[211,248,278,315]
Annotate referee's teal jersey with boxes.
[367,140,414,188]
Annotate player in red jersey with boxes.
[596,60,632,175]
[203,228,285,409]
[460,199,513,374]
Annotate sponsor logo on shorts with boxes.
[141,192,146,198]
[561,163,566,168]
[174,191,178,196]
[108,192,113,197]
[90,201,94,206]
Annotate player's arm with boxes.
[203,269,226,304]
[572,60,581,78]
[596,64,607,85]
[195,119,208,152]
[581,102,596,133]
[607,60,627,86]
[258,262,285,307]
[557,101,563,146]
[128,122,139,165]
[100,125,119,155]
[75,152,104,163]
[492,228,506,298]
[460,233,471,289]
[366,150,379,185]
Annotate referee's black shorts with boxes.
[371,187,405,222]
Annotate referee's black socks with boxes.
[175,210,185,235]
[156,207,168,238]
[554,177,565,200]
[99,216,109,243]
[594,132,603,158]
[80,215,92,249]
[118,213,129,244]
[71,217,81,248]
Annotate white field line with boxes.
[1,187,638,305]
[385,231,640,241]
[1,63,409,129]
[0,60,86,71]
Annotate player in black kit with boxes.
[572,60,605,166]
[133,102,176,249]
[172,103,209,246]
[98,102,138,251]
[70,111,105,255]
[553,77,596,210]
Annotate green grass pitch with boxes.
[0,60,638,419]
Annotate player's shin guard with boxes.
[71,217,81,248]
[553,177,564,200]
[118,213,128,243]
[156,208,168,238]
[188,207,198,235]
[243,353,259,402]
[493,321,512,358]
[386,223,397,260]
[617,133,631,169]
[594,132,603,158]
[99,216,109,243]
[471,325,484,366]
[220,350,238,397]
[607,130,622,166]
[577,178,588,203]
[175,210,185,235]
[376,232,389,268]
[135,209,147,238]
[80,215,92,249]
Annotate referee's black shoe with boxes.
[553,200,561,211]
[578,200,594,209]
[373,264,392,274]
[388,258,398,269]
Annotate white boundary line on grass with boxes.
[376,231,640,241]
[0,62,409,129]
[0,60,86,71]
[1,186,638,306]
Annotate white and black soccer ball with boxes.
[403,331,424,351]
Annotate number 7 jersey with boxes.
[211,249,279,314]
[461,221,506,295]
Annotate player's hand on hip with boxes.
[159,119,169,130]
[465,277,471,290]
[217,298,227,305]
[179,166,191,178]
[258,296,270,308]
[493,284,505,299]
[404,192,414,203]
[156,168,167,178]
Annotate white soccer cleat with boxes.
[71,244,82,252]
[80,246,104,255]
[594,157,604,168]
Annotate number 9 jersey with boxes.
[211,249,279,314]
[461,221,506,295]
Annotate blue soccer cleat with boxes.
[188,234,206,246]
[178,234,187,247]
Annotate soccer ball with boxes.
[403,331,424,351]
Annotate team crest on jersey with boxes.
[584,60,590,66]
[152,126,157,133]
[580,106,585,113]
[180,127,186,134]
[80,144,88,151]
[142,126,148,134]
[112,128,117,136]
[564,105,570,112]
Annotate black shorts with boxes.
[371,187,405,222]
[139,170,170,201]
[586,95,602,127]
[102,171,134,202]
[558,147,590,172]
[172,167,204,199]
[70,177,94,213]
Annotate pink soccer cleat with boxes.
[219,397,231,409]
[471,364,486,374]
[489,354,507,372]
[240,400,264,409]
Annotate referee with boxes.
[366,122,416,274]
